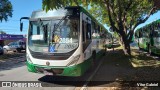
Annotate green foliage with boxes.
[0,0,13,22]
[0,30,6,34]
[42,0,156,31]
[42,0,158,55]
[113,32,119,39]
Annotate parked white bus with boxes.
[20,6,110,76]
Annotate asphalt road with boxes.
[0,55,103,90]
[0,63,76,90]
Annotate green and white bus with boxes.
[135,19,160,55]
[20,6,109,76]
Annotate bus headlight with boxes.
[26,54,32,63]
[73,55,80,61]
[67,55,80,66]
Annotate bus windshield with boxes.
[28,17,79,53]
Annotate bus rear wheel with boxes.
[148,46,152,55]
[91,51,96,69]
[138,43,142,50]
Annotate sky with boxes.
[0,0,42,35]
[0,0,160,35]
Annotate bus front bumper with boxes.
[26,59,91,77]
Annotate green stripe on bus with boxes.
[26,58,91,76]
[26,50,104,76]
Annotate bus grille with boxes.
[29,49,75,60]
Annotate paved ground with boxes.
[1,46,160,90]
[0,64,77,90]
[0,55,76,90]
[0,56,25,71]
[0,53,104,90]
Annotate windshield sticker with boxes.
[49,45,55,52]
[53,35,60,43]
[64,44,78,49]
[31,35,43,40]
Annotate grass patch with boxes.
[130,48,160,67]
[105,45,160,68]
[103,45,160,82]
[114,45,123,50]
[106,46,160,67]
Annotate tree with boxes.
[0,0,13,22]
[42,0,159,56]
[0,30,6,34]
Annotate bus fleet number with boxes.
[59,38,72,43]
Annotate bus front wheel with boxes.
[17,48,21,53]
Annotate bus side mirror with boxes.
[20,22,23,32]
[20,17,29,32]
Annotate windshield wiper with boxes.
[54,15,69,31]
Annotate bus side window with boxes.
[139,30,142,38]
[97,25,100,34]
[95,24,100,38]
[82,20,91,41]
[87,23,91,40]
[82,20,85,42]
[37,26,40,35]
[91,21,95,38]
[43,24,48,43]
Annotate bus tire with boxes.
[17,48,21,53]
[103,46,107,56]
[147,44,150,52]
[91,51,96,68]
[138,47,142,50]
[138,43,141,50]
[148,45,152,55]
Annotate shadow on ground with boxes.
[0,52,26,71]
[131,49,160,67]
[88,49,160,90]
[0,62,26,72]
[38,56,103,87]
[38,49,160,89]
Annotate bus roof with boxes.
[136,19,160,31]
[30,6,108,33]
[31,8,67,19]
